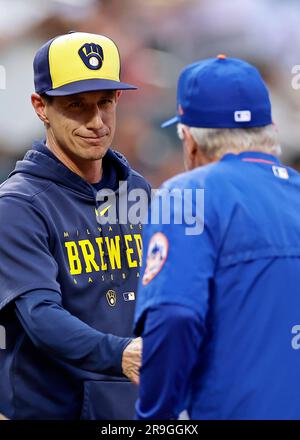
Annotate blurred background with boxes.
[0,0,300,187]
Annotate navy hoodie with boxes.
[0,140,150,419]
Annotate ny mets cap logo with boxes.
[142,232,168,285]
[78,42,104,70]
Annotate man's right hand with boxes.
[122,337,142,385]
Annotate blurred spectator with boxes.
[0,0,300,186]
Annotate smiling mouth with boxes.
[78,134,108,144]
[79,134,107,140]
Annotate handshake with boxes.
[122,337,142,385]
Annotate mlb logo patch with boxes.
[123,292,135,301]
[272,166,289,180]
[234,110,251,122]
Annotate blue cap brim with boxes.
[45,78,137,96]
[161,115,179,128]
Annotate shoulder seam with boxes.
[130,171,149,184]
[0,181,54,202]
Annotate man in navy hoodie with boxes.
[0,32,150,420]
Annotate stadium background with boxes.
[0,0,300,187]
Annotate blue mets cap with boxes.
[161,55,272,129]
[34,32,137,96]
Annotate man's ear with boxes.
[31,93,50,124]
[115,90,122,102]
[182,126,198,157]
[181,125,199,170]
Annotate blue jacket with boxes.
[0,140,150,419]
[135,151,300,419]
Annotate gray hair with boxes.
[177,123,281,159]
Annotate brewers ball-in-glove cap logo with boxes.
[78,43,104,70]
[106,290,117,307]
[33,32,137,95]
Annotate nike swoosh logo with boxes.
[99,205,111,216]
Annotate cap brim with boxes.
[45,78,137,96]
[161,115,179,128]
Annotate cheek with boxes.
[48,110,68,132]
[108,111,117,134]
[49,115,76,145]
[58,119,78,140]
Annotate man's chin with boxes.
[79,147,108,161]
[75,141,109,160]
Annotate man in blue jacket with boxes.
[134,55,300,419]
[0,32,150,420]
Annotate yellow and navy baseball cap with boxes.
[33,32,137,96]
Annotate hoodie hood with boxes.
[9,140,130,199]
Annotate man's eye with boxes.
[69,102,82,108]
[99,99,113,106]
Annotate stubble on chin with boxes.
[77,146,109,162]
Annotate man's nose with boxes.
[86,106,104,130]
